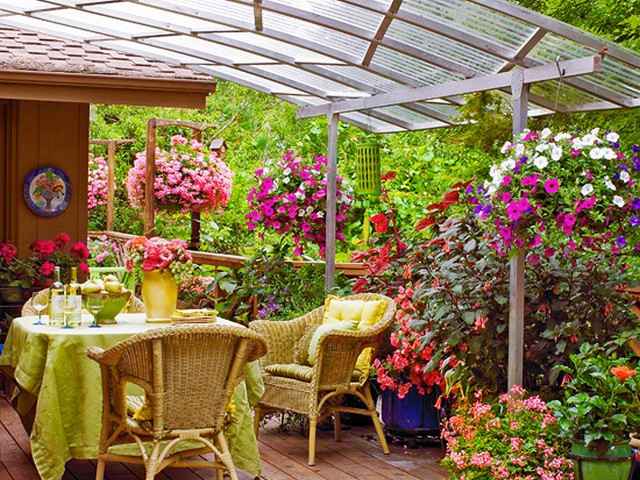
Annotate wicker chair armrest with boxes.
[86,346,120,366]
[249,315,309,366]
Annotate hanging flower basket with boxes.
[354,143,382,198]
[126,135,233,214]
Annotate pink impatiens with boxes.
[88,155,108,210]
[246,151,352,257]
[127,134,233,214]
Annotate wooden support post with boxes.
[190,130,203,251]
[508,68,528,388]
[144,119,157,237]
[324,113,339,292]
[106,140,116,231]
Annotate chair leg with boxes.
[363,384,390,455]
[308,416,318,466]
[145,442,161,480]
[253,406,262,439]
[95,459,106,480]
[217,432,239,480]
[333,411,342,442]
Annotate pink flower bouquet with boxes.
[246,150,352,256]
[125,236,192,282]
[126,135,233,213]
[88,155,108,211]
[467,128,640,261]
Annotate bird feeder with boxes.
[354,143,382,198]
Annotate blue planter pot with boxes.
[381,387,439,432]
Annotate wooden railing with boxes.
[88,231,368,277]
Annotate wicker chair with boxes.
[87,324,267,480]
[21,288,146,316]
[249,293,395,466]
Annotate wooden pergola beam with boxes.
[298,54,602,118]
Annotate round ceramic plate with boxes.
[23,166,72,217]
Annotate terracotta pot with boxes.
[142,270,177,323]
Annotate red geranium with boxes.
[40,261,55,277]
[54,232,71,248]
[370,213,389,234]
[0,242,17,264]
[31,239,57,257]
[70,241,90,259]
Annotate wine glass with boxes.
[31,291,48,326]
[62,295,76,329]
[85,294,104,328]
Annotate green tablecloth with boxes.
[0,314,264,480]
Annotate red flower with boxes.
[78,262,90,274]
[611,365,637,382]
[31,240,56,257]
[370,213,389,234]
[0,243,17,264]
[40,261,55,277]
[70,242,89,259]
[54,232,71,248]
[381,171,397,182]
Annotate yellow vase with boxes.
[142,270,178,323]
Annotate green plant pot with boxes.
[0,286,24,304]
[571,442,632,480]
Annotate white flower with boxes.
[263,167,270,175]
[540,128,552,140]
[501,159,516,171]
[603,148,617,160]
[272,180,279,190]
[613,195,625,208]
[555,132,571,142]
[282,177,290,184]
[604,176,616,191]
[490,165,503,181]
[589,148,604,160]
[620,170,631,183]
[533,155,548,169]
[486,184,497,195]
[535,143,549,153]
[317,211,324,219]
[295,191,304,200]
[572,138,584,150]
[500,141,512,154]
[283,167,291,176]
[582,134,597,147]
[581,184,594,196]
[551,144,563,161]
[606,132,620,143]
[591,127,601,137]
[515,144,526,157]
[298,209,305,217]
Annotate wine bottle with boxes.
[66,267,82,327]
[49,266,65,326]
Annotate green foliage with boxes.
[549,343,640,448]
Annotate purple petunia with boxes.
[521,174,539,188]
[633,198,640,210]
[616,235,627,248]
[544,178,560,195]
[631,215,640,228]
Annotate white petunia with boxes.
[555,132,572,142]
[536,143,549,152]
[582,134,597,147]
[501,159,516,171]
[581,184,594,196]
[572,138,584,150]
[551,144,563,161]
[515,144,526,157]
[533,155,548,169]
[490,165,502,180]
[589,148,604,160]
[603,148,617,160]
[620,170,631,183]
[604,176,617,191]
[591,128,601,137]
[613,195,625,208]
[500,141,512,154]
[606,132,620,143]
[283,167,291,176]
[540,128,552,140]
[486,184,497,195]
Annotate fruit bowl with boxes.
[84,291,131,325]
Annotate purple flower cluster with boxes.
[246,151,352,257]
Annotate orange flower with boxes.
[611,365,637,382]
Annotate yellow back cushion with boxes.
[358,300,386,330]
[323,296,366,323]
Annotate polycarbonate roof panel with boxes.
[0,0,638,132]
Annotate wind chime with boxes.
[354,142,382,245]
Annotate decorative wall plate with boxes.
[23,167,72,217]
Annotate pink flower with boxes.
[543,178,559,194]
[40,261,55,277]
[521,174,539,187]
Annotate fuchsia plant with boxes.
[127,135,233,213]
[88,156,108,211]
[467,128,640,262]
[246,151,352,257]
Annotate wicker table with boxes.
[0,314,264,480]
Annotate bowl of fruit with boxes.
[81,275,131,325]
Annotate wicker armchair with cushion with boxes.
[87,324,267,480]
[249,293,395,466]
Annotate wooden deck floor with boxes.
[0,396,446,480]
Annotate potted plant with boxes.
[29,232,90,287]
[0,242,36,303]
[125,236,192,322]
[550,343,640,480]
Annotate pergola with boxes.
[2,0,639,387]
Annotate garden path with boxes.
[0,397,446,480]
